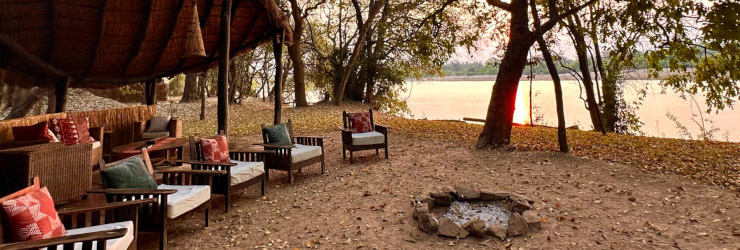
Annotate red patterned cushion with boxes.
[201,136,230,162]
[49,117,93,146]
[348,112,373,133]
[1,187,66,241]
[12,122,54,142]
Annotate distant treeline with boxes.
[443,52,673,76]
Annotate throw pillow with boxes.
[348,112,373,133]
[12,122,54,141]
[49,117,93,145]
[101,155,158,189]
[1,187,66,241]
[201,136,230,162]
[146,116,172,133]
[264,124,292,145]
[47,129,60,142]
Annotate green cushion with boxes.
[101,156,158,189]
[265,124,292,146]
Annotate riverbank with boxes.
[419,69,680,81]
[161,99,739,192]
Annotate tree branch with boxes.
[534,0,596,35]
[486,0,511,11]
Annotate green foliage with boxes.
[168,74,185,97]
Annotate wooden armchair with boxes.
[134,117,182,142]
[89,149,224,250]
[0,177,156,250]
[183,135,268,212]
[259,119,325,185]
[340,109,390,163]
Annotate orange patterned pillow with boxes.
[201,136,230,162]
[1,187,66,241]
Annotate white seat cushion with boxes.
[230,160,265,185]
[158,184,211,218]
[351,131,385,146]
[291,144,322,163]
[142,131,170,139]
[48,221,134,250]
[91,141,101,149]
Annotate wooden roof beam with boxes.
[0,33,67,79]
[122,0,155,76]
[200,0,215,28]
[150,0,187,75]
[46,1,58,61]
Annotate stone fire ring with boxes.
[413,187,542,240]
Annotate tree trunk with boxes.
[5,87,44,119]
[567,15,606,134]
[476,0,535,148]
[288,0,308,107]
[181,73,199,102]
[531,0,568,152]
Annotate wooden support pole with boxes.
[54,77,70,113]
[272,28,285,125]
[217,0,233,135]
[145,78,157,105]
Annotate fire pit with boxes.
[413,187,542,240]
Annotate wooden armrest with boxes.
[155,169,227,175]
[57,198,158,216]
[175,160,238,166]
[337,127,353,133]
[255,143,295,149]
[87,189,177,195]
[0,229,127,249]
[229,148,274,154]
[375,124,391,129]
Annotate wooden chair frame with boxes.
[0,177,156,250]
[89,149,224,250]
[340,109,390,163]
[259,119,325,185]
[184,135,268,212]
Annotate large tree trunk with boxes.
[5,87,44,119]
[288,0,308,107]
[567,15,606,134]
[476,0,535,148]
[181,73,199,102]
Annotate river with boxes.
[403,80,740,142]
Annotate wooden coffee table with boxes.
[112,137,188,166]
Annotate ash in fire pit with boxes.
[413,187,542,240]
[440,201,510,227]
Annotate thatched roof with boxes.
[0,0,291,88]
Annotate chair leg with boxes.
[205,205,210,227]
[224,189,230,213]
[385,145,389,159]
[376,148,379,155]
[321,156,325,174]
[261,179,265,196]
[160,219,167,250]
[349,151,354,164]
[342,147,346,159]
[288,170,293,185]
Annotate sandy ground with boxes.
[144,131,740,249]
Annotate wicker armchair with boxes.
[134,117,182,142]
[89,148,224,250]
[0,142,92,205]
[184,135,268,212]
[0,177,156,250]
[340,109,390,163]
[259,119,325,185]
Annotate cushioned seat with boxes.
[48,221,134,250]
[230,160,265,185]
[142,131,171,140]
[351,131,385,146]
[291,144,322,163]
[91,141,101,149]
[159,184,210,218]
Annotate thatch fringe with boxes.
[0,105,157,147]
